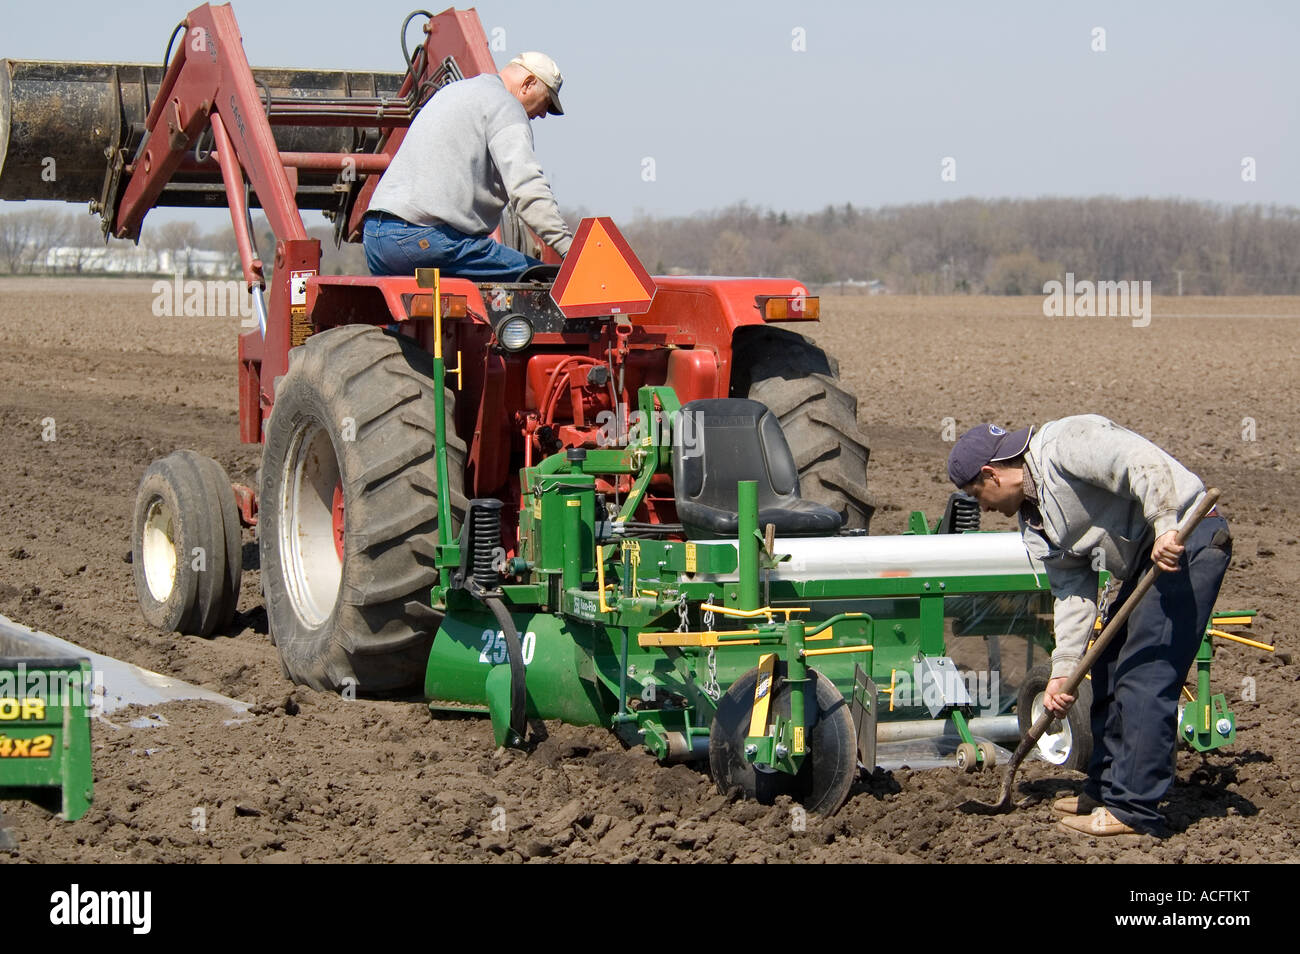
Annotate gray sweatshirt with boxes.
[369,73,573,255]
[1018,415,1206,679]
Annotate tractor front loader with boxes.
[1,3,1256,816]
[2,2,871,690]
[2,3,871,695]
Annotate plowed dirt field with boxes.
[1,278,1294,863]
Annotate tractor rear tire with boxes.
[730,327,873,531]
[132,450,242,636]
[709,661,858,815]
[259,325,466,693]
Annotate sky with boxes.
[2,0,1297,233]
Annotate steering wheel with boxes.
[516,264,561,283]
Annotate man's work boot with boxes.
[1051,792,1103,816]
[1058,807,1139,837]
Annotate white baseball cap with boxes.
[510,51,565,115]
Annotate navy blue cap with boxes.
[947,423,1034,487]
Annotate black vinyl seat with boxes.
[672,398,844,539]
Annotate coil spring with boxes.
[470,503,503,588]
[952,495,981,533]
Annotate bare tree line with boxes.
[0,209,222,275]
[613,198,1300,295]
[0,208,368,277]
[0,208,105,274]
[5,198,1298,293]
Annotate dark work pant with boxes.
[362,214,541,281]
[1082,514,1232,833]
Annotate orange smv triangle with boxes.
[551,217,656,319]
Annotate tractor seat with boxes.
[672,398,844,539]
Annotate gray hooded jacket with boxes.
[370,73,573,255]
[1018,415,1205,679]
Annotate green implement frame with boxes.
[1180,610,1269,752]
[412,310,1250,808]
[423,376,1050,772]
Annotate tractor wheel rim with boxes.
[279,420,343,628]
[1030,691,1072,764]
[141,496,177,602]
[331,481,346,562]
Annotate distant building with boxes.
[42,245,238,277]
[832,278,888,294]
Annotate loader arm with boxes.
[114,4,306,246]
[100,2,496,441]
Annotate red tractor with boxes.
[0,3,871,693]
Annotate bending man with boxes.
[947,415,1231,837]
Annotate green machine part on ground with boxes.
[0,657,94,821]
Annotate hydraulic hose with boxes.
[483,594,527,743]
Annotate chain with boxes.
[673,593,721,698]
[703,647,721,701]
[700,596,720,699]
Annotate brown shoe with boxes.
[1058,807,1139,837]
[1051,793,1103,816]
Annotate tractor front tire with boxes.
[731,327,873,531]
[132,450,242,636]
[259,325,466,693]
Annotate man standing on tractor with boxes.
[362,52,573,280]
[946,415,1232,837]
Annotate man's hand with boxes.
[1151,529,1184,572]
[1044,677,1075,716]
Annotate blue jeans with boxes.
[362,214,540,281]
[1083,514,1232,834]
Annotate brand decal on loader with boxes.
[229,96,247,141]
